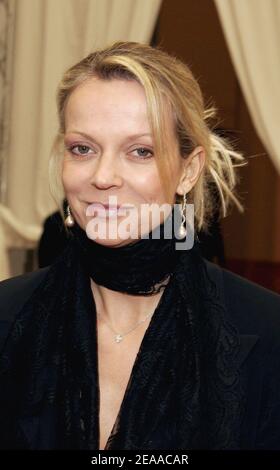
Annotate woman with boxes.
[0,41,280,450]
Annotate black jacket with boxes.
[1,260,280,449]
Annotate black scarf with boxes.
[0,208,245,449]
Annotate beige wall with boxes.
[156,0,280,262]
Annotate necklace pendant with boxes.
[115,334,123,343]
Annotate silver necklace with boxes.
[97,310,154,343]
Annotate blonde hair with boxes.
[49,41,246,233]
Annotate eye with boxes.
[131,147,153,159]
[66,144,93,157]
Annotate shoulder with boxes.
[204,258,280,314]
[204,259,280,349]
[0,267,50,321]
[0,267,51,351]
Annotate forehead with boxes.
[64,78,150,130]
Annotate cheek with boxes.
[136,169,165,203]
[62,161,87,194]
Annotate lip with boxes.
[85,202,134,217]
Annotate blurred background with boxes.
[0,0,279,293]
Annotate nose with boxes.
[89,151,123,189]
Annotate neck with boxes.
[71,204,184,333]
[90,277,168,331]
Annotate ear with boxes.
[176,146,205,196]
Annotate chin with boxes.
[85,217,140,245]
[86,234,135,248]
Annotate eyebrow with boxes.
[64,130,153,142]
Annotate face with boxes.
[62,78,203,247]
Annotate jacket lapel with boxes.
[238,334,259,365]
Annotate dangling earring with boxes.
[177,192,187,239]
[64,204,75,227]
